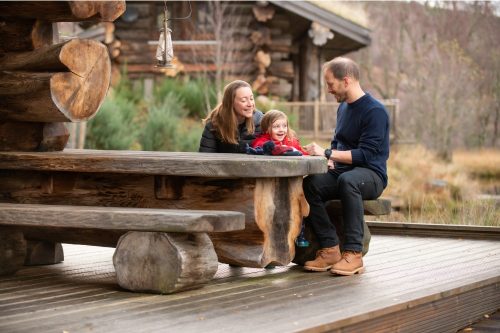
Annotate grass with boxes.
[379,145,499,226]
[453,149,500,180]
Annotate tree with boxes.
[182,2,254,107]
[353,1,500,159]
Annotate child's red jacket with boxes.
[251,133,308,155]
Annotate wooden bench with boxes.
[293,198,392,265]
[0,203,244,294]
[0,149,327,269]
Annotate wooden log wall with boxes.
[112,1,294,99]
[113,2,253,77]
[0,1,125,22]
[250,4,294,100]
[0,1,125,151]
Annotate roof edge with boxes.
[269,1,371,46]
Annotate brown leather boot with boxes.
[330,250,364,276]
[304,245,341,272]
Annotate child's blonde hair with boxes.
[261,109,297,140]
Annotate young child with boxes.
[250,110,308,156]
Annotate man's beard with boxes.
[335,93,347,103]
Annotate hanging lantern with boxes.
[156,2,175,68]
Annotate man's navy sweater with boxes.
[331,93,390,188]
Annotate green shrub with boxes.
[139,93,203,152]
[154,77,217,118]
[140,93,185,151]
[175,118,204,152]
[114,68,144,105]
[87,72,210,152]
[85,91,140,150]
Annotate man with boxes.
[303,57,390,276]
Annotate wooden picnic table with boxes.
[0,149,327,268]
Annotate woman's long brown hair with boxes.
[203,80,255,144]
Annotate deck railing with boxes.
[275,99,399,142]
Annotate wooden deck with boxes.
[1,231,499,333]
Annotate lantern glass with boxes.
[156,11,174,68]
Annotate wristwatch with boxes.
[324,148,332,160]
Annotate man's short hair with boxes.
[323,57,360,81]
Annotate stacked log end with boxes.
[0,1,125,152]
[0,1,125,22]
[251,3,294,100]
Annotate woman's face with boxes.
[270,117,288,142]
[233,87,255,123]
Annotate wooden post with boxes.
[77,122,87,149]
[143,77,154,103]
[313,99,320,141]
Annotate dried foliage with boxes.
[379,145,499,226]
[454,149,500,180]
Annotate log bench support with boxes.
[24,240,64,265]
[0,203,245,294]
[0,229,26,275]
[293,199,391,266]
[114,232,218,294]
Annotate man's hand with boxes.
[304,142,325,156]
[327,159,335,169]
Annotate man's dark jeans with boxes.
[303,167,384,252]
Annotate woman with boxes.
[199,80,263,153]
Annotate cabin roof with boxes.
[270,0,371,47]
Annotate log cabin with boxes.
[1,2,499,329]
[111,1,371,101]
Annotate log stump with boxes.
[0,229,27,275]
[113,231,218,294]
[24,240,64,265]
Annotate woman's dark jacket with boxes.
[199,111,264,153]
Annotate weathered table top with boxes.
[0,149,328,177]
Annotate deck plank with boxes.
[0,237,492,322]
[0,235,498,333]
